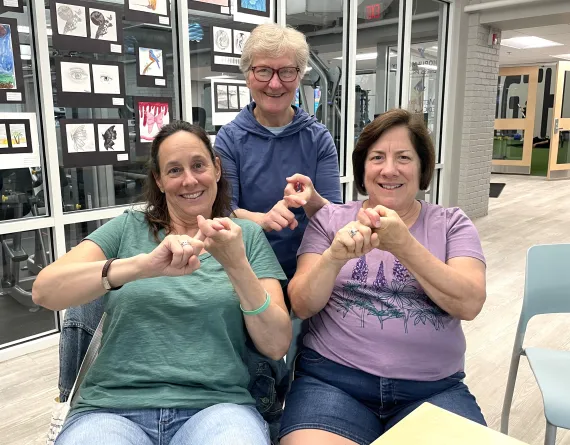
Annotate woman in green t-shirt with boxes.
[33,121,292,445]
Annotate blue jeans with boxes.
[59,300,288,443]
[56,403,269,445]
[280,348,486,445]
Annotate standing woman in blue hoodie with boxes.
[215,23,342,288]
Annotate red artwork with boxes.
[138,101,170,141]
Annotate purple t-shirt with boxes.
[298,200,485,382]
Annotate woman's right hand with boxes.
[143,234,204,278]
[324,221,379,264]
[259,200,298,232]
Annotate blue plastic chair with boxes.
[501,244,570,445]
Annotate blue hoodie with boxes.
[215,104,342,280]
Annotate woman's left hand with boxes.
[283,173,328,218]
[197,215,246,268]
[357,205,413,255]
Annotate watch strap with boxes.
[102,258,123,291]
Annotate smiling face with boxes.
[154,131,221,222]
[246,52,300,123]
[364,125,421,212]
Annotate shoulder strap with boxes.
[68,312,106,407]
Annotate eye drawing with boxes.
[68,67,89,83]
[99,74,113,84]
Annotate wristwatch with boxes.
[102,258,123,291]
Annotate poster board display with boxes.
[50,0,124,54]
[0,113,41,170]
[211,79,250,125]
[210,25,253,73]
[60,118,130,168]
[55,57,126,108]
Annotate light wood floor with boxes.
[1,174,570,445]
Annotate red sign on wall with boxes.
[366,3,381,20]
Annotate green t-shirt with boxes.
[71,210,286,415]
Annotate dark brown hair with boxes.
[143,120,231,242]
[352,108,436,195]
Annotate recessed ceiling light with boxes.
[501,36,563,49]
[551,54,570,60]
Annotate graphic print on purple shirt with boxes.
[298,200,485,381]
[337,256,451,333]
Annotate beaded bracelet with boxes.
[240,291,271,316]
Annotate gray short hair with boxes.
[240,24,310,75]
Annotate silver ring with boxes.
[348,227,359,238]
[180,240,190,247]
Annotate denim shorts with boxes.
[279,348,486,445]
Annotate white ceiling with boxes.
[500,24,570,66]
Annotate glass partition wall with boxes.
[0,0,450,359]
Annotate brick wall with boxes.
[456,13,500,218]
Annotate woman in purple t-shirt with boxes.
[279,109,487,445]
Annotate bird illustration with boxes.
[147,0,157,10]
[142,49,161,75]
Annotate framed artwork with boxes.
[237,0,270,17]
[211,79,249,125]
[233,30,250,55]
[188,0,230,15]
[134,96,172,156]
[55,57,126,108]
[126,0,171,26]
[136,46,167,88]
[0,18,25,104]
[238,85,251,109]
[50,0,124,54]
[0,0,24,14]
[212,26,232,54]
[211,25,253,73]
[233,0,271,24]
[0,113,40,170]
[60,118,130,168]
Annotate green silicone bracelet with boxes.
[240,291,271,316]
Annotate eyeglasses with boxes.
[250,66,300,83]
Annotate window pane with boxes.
[47,1,180,212]
[188,8,254,134]
[0,6,49,222]
[65,219,111,251]
[355,0,401,140]
[496,75,530,119]
[557,130,570,164]
[407,0,448,163]
[493,130,524,161]
[561,71,570,119]
[288,0,345,173]
[0,228,57,347]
